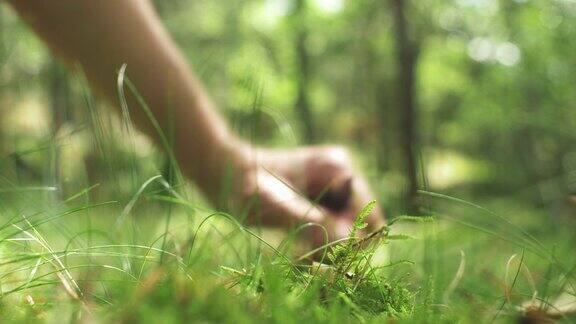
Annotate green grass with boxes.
[0,74,575,323]
[1,170,575,323]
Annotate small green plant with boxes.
[320,201,415,318]
[221,201,423,321]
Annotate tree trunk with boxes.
[391,0,419,213]
[293,0,315,144]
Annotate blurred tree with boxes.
[291,0,316,144]
[390,0,420,213]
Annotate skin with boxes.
[7,0,384,245]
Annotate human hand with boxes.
[229,145,385,247]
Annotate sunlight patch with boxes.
[313,0,345,15]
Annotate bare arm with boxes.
[9,0,237,201]
[9,0,383,243]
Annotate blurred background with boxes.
[0,0,575,221]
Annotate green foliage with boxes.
[352,199,374,234]
[323,203,414,318]
[221,203,415,321]
[1,0,576,322]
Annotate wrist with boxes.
[196,133,252,206]
[216,135,252,174]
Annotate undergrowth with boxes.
[0,68,575,323]
[220,201,429,321]
[0,179,425,323]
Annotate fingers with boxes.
[317,177,352,212]
[303,145,385,233]
[305,146,353,194]
[240,145,385,248]
[243,170,325,228]
[244,169,357,247]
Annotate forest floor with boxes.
[0,179,575,323]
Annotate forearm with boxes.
[9,0,248,201]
